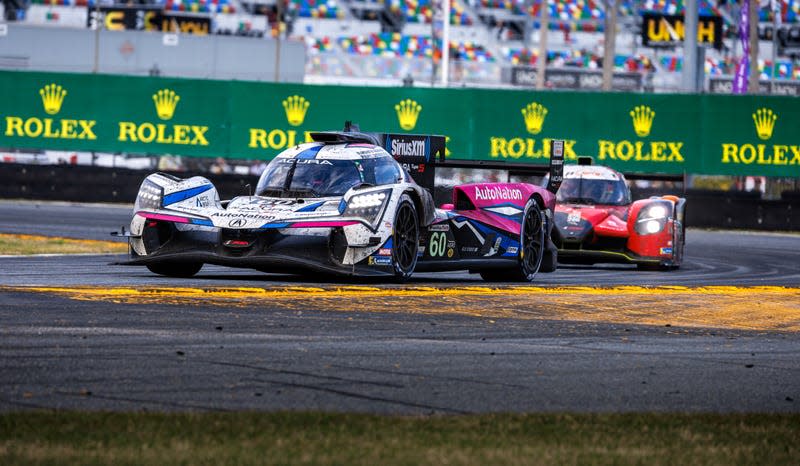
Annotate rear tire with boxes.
[480,198,545,282]
[392,194,419,281]
[146,262,203,278]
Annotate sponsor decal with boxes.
[642,13,722,49]
[474,186,523,201]
[283,95,309,126]
[212,212,274,220]
[447,240,456,248]
[378,248,392,256]
[279,158,333,165]
[630,105,655,137]
[522,102,548,135]
[660,247,673,255]
[4,83,98,141]
[391,138,426,158]
[567,212,581,225]
[228,218,246,227]
[395,99,422,131]
[248,95,315,150]
[721,108,800,166]
[490,101,576,162]
[461,246,478,252]
[429,223,450,232]
[490,137,578,160]
[597,106,684,163]
[117,88,209,146]
[507,246,518,254]
[368,256,392,266]
[195,195,210,208]
[447,248,454,258]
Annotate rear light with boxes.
[224,239,252,248]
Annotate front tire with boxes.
[480,198,545,282]
[146,262,203,278]
[392,194,419,281]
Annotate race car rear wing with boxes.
[312,123,571,195]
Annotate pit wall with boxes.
[1,69,799,178]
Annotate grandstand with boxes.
[2,0,800,92]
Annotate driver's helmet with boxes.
[587,181,604,202]
[599,182,618,204]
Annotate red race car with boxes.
[550,160,686,270]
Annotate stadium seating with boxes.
[338,32,493,61]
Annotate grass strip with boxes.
[1,412,798,465]
[0,234,128,255]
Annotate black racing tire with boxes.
[146,262,203,278]
[480,198,545,282]
[392,194,419,281]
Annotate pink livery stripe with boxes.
[289,221,359,228]
[139,212,191,224]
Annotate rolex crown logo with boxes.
[283,95,310,126]
[752,108,777,140]
[521,102,547,135]
[395,99,422,131]
[153,89,180,120]
[39,83,67,115]
[630,105,655,137]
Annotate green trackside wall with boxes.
[1,69,799,177]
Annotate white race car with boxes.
[121,126,564,281]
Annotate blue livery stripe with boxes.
[296,145,323,160]
[190,218,214,226]
[260,222,291,229]
[163,185,213,206]
[296,201,325,212]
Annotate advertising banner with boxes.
[1,70,799,177]
[509,67,642,91]
[642,13,723,49]
[87,6,211,35]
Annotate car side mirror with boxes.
[440,203,454,210]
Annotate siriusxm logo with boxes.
[390,138,426,158]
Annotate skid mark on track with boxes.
[3,285,800,332]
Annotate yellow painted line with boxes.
[3,285,800,332]
[0,233,128,255]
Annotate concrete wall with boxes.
[0,23,305,82]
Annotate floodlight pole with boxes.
[681,0,698,92]
[536,0,549,89]
[602,0,619,91]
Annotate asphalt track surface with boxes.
[1,200,799,413]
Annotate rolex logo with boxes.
[630,105,655,137]
[752,108,777,140]
[521,102,547,135]
[153,89,180,120]
[395,99,422,131]
[283,95,310,126]
[39,83,67,115]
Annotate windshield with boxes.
[556,177,630,206]
[255,156,401,198]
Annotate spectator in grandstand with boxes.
[210,157,232,174]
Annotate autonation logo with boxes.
[474,186,523,201]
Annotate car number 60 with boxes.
[429,231,447,257]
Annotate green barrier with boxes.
[1,70,798,177]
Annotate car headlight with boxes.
[343,189,391,223]
[135,180,163,211]
[635,201,671,235]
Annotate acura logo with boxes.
[228,218,246,228]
